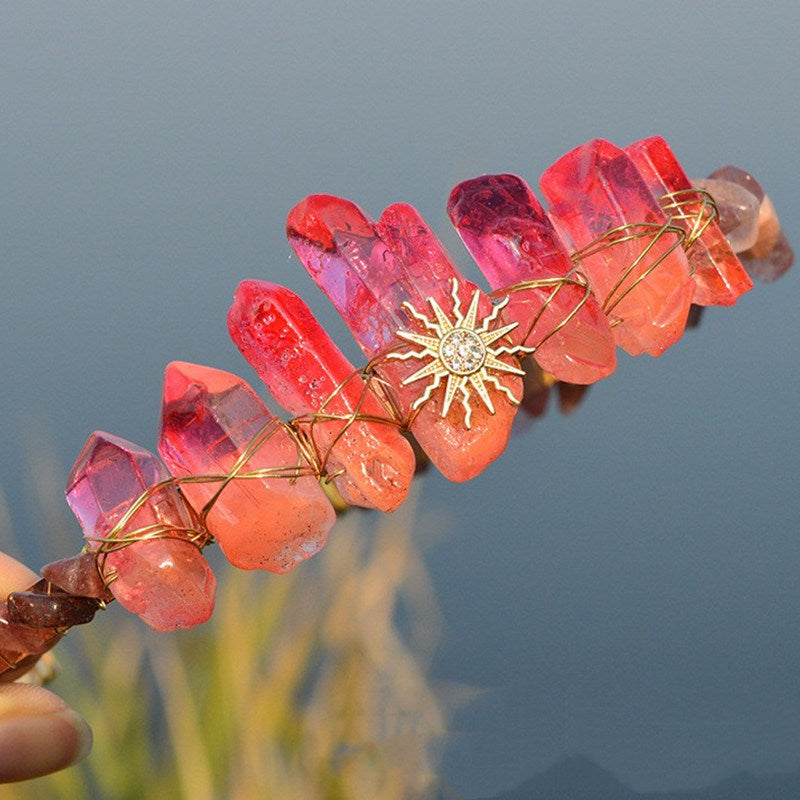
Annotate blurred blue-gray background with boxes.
[2,3,798,796]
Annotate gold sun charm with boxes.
[387,279,528,429]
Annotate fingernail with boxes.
[60,709,93,762]
[0,708,92,782]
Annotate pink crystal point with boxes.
[64,432,216,631]
[158,361,335,571]
[540,139,695,356]
[625,136,753,306]
[287,195,523,482]
[447,173,616,384]
[227,280,415,512]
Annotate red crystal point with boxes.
[540,139,694,356]
[65,432,216,631]
[447,174,616,384]
[158,361,336,571]
[625,136,753,306]
[288,196,523,482]
[227,280,415,512]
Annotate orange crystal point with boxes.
[227,280,415,512]
[158,361,335,572]
[626,136,753,306]
[288,195,521,482]
[540,139,694,357]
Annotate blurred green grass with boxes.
[2,459,454,799]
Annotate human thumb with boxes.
[0,683,92,782]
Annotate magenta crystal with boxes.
[448,173,616,384]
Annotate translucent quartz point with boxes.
[540,139,694,356]
[447,174,616,384]
[692,178,760,253]
[626,136,753,306]
[158,362,335,571]
[228,280,415,512]
[287,195,523,482]
[706,165,794,282]
[65,431,216,631]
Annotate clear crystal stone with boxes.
[439,328,486,375]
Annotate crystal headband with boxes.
[0,136,792,680]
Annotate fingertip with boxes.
[0,686,92,782]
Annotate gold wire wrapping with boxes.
[659,187,719,250]
[90,211,701,571]
[2,200,707,654]
[571,220,687,317]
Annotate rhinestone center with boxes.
[439,328,486,376]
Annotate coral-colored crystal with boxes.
[228,280,415,512]
[540,139,694,356]
[65,432,216,631]
[447,174,616,384]
[158,362,335,571]
[287,196,522,482]
[626,136,753,306]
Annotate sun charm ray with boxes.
[387,279,530,429]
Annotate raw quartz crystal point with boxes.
[447,174,616,384]
[64,432,216,632]
[287,195,523,482]
[540,139,694,356]
[227,280,415,512]
[158,361,336,572]
[704,165,794,282]
[625,136,753,306]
